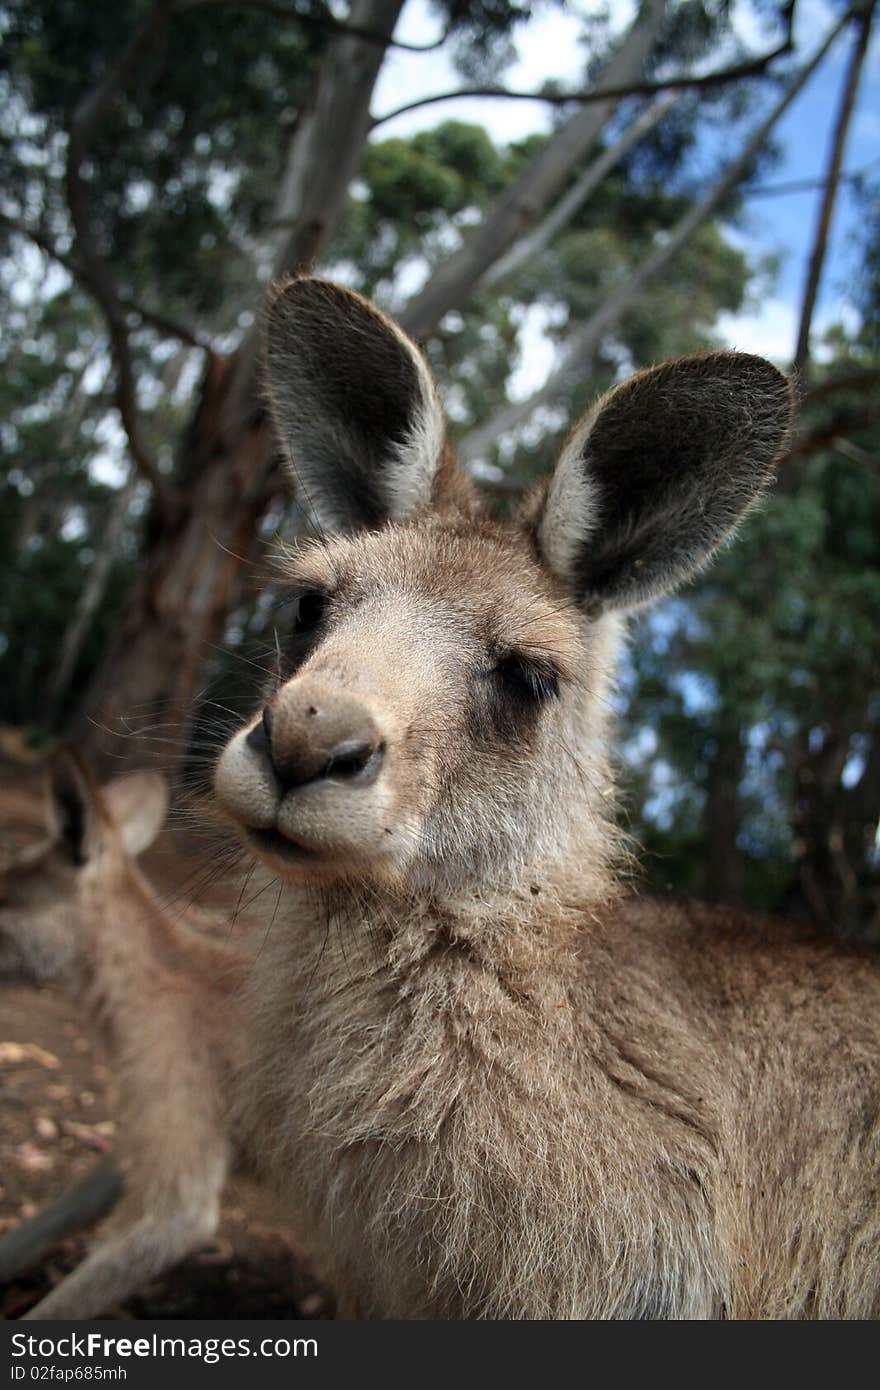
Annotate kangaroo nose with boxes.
[247,693,385,792]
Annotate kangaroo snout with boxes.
[249,688,385,792]
[215,669,405,874]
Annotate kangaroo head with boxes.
[214,277,794,895]
[0,749,168,984]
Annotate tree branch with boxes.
[831,436,880,472]
[459,13,849,466]
[371,36,797,130]
[177,0,451,51]
[747,163,879,198]
[792,1,875,377]
[0,211,212,351]
[63,1,182,517]
[803,367,880,402]
[125,302,212,351]
[0,211,78,273]
[398,0,671,341]
[482,92,680,293]
[73,2,177,146]
[220,0,406,435]
[784,407,880,461]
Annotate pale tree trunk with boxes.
[75,355,276,769]
[225,0,407,427]
[482,92,679,293]
[79,0,405,774]
[459,13,849,466]
[792,2,875,379]
[398,0,669,339]
[48,348,196,726]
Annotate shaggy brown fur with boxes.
[211,277,879,1320]
[233,889,880,1318]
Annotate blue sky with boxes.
[721,0,879,355]
[374,0,879,368]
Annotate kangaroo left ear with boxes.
[47,751,169,864]
[526,353,795,613]
[264,277,460,533]
[46,748,99,866]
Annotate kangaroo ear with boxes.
[529,353,794,612]
[102,772,169,858]
[264,277,453,532]
[46,748,100,866]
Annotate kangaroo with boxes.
[214,276,880,1320]
[0,750,250,1319]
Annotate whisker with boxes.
[254,881,285,964]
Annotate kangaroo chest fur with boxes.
[236,892,729,1320]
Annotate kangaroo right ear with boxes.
[264,277,453,532]
[528,352,794,613]
[102,772,169,858]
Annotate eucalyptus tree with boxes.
[0,0,815,772]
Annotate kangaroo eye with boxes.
[494,653,559,705]
[293,589,327,634]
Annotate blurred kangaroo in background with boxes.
[213,277,880,1320]
[0,751,249,1319]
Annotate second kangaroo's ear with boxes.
[46,748,100,866]
[528,353,794,612]
[102,772,170,858]
[265,277,454,532]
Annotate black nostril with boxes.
[246,699,383,792]
[325,739,384,784]
[246,706,274,759]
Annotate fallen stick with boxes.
[0,1162,123,1284]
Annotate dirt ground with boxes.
[0,748,330,1320]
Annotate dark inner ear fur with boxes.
[575,353,794,609]
[266,279,426,531]
[49,751,94,867]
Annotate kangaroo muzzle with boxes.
[214,672,407,876]
[249,687,385,793]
